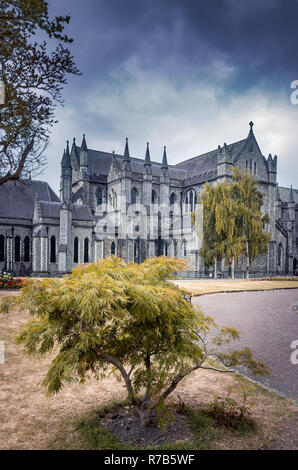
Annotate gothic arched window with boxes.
[15,236,20,262]
[131,188,138,205]
[134,240,139,263]
[0,235,5,262]
[50,235,56,263]
[170,193,176,206]
[278,243,283,267]
[24,236,30,262]
[250,159,253,171]
[96,188,102,206]
[84,237,89,263]
[164,242,168,257]
[254,162,257,175]
[111,242,116,255]
[152,190,157,204]
[74,237,79,263]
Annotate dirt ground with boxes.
[0,291,296,450]
[174,279,298,296]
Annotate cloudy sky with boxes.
[45,0,298,193]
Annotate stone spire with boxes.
[61,141,71,168]
[80,134,88,176]
[145,142,151,165]
[123,137,130,161]
[81,133,88,151]
[161,146,168,169]
[61,140,72,203]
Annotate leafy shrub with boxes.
[208,384,255,430]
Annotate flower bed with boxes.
[0,273,23,290]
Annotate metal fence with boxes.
[176,270,290,279]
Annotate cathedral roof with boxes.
[175,139,246,181]
[38,201,93,221]
[75,146,187,181]
[279,186,298,204]
[0,180,59,220]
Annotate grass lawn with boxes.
[0,291,296,450]
[173,279,298,296]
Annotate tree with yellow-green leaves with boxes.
[194,169,270,278]
[1,256,268,428]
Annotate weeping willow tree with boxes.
[194,169,270,278]
[232,168,271,279]
[0,256,268,427]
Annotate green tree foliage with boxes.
[1,257,267,426]
[0,257,269,427]
[194,169,270,278]
[0,0,80,184]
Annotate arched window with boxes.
[250,159,253,171]
[170,193,176,206]
[164,242,168,257]
[96,188,102,206]
[112,191,117,210]
[50,235,56,263]
[134,240,139,263]
[183,240,187,257]
[15,236,20,262]
[278,243,283,267]
[111,242,116,255]
[170,211,174,231]
[84,238,89,263]
[254,162,257,175]
[190,191,194,212]
[0,235,5,262]
[174,241,178,258]
[246,160,248,170]
[152,190,157,204]
[74,237,79,263]
[184,190,195,213]
[131,188,138,205]
[24,236,30,262]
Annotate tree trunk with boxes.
[214,257,217,278]
[246,239,250,279]
[137,401,156,427]
[231,255,235,279]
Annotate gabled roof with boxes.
[175,139,246,179]
[279,186,298,204]
[0,180,60,220]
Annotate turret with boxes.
[217,142,233,179]
[288,185,295,220]
[143,142,152,205]
[121,138,132,205]
[80,134,88,177]
[60,141,72,203]
[160,146,169,205]
[267,154,277,184]
[275,183,282,220]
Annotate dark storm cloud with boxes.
[50,0,298,92]
[44,0,298,193]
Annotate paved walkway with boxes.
[193,289,298,403]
